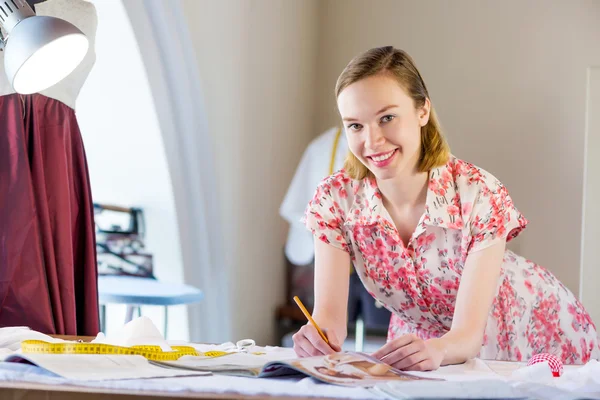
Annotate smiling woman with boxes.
[336,49,449,182]
[292,46,600,370]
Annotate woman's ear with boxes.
[419,98,431,127]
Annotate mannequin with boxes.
[0,0,99,335]
[280,127,347,266]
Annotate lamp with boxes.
[0,0,88,94]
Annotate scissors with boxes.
[230,339,265,355]
[201,339,258,358]
[234,339,256,353]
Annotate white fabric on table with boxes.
[1,319,599,399]
[0,363,379,399]
[2,357,600,399]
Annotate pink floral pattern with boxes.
[304,156,600,364]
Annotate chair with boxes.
[94,203,203,337]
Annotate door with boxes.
[581,67,600,327]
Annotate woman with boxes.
[292,46,599,370]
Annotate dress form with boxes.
[0,0,97,109]
[0,0,100,335]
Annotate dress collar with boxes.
[344,157,465,236]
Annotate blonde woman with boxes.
[292,46,599,370]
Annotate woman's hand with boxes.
[372,334,445,371]
[292,324,342,357]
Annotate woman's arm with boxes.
[429,240,505,365]
[292,239,351,356]
[312,239,352,342]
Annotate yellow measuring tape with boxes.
[329,127,342,176]
[21,340,230,361]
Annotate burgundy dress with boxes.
[0,93,99,335]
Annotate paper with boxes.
[3,353,210,381]
[156,350,296,378]
[154,343,298,378]
[175,353,277,368]
[402,358,507,382]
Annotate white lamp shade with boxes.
[4,15,88,94]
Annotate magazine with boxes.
[155,351,441,387]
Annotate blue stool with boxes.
[98,275,203,337]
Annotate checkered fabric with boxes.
[527,353,563,377]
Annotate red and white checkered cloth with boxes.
[527,353,563,377]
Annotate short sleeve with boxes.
[469,180,528,253]
[302,179,350,253]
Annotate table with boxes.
[0,381,332,400]
[2,337,591,400]
[1,336,371,400]
[98,275,204,336]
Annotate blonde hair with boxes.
[336,46,450,180]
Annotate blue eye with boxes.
[381,115,395,123]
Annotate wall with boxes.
[90,0,599,343]
[77,0,189,340]
[314,0,600,298]
[180,0,320,343]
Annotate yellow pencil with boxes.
[293,296,329,344]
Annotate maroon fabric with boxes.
[0,93,99,335]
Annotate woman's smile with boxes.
[367,149,398,168]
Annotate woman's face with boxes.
[337,74,430,181]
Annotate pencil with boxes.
[293,296,329,344]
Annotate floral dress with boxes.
[303,155,600,364]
